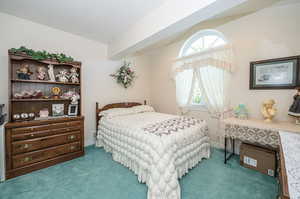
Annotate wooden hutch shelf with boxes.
[11,98,72,102]
[11,79,80,86]
[8,52,81,67]
[5,51,84,179]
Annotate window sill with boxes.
[185,105,208,112]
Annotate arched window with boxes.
[174,30,233,115]
[180,29,227,57]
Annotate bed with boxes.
[95,102,210,199]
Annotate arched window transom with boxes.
[180,30,227,57]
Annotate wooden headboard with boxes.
[96,100,146,131]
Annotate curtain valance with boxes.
[173,44,234,76]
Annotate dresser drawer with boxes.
[12,131,81,154]
[11,121,82,135]
[12,142,81,169]
[11,126,81,141]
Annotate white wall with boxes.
[143,2,300,147]
[0,12,150,146]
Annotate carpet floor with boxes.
[0,146,278,199]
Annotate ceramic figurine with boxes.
[48,65,56,82]
[261,99,277,122]
[13,114,20,121]
[288,88,300,124]
[28,113,35,120]
[17,64,32,80]
[17,90,44,99]
[51,87,61,99]
[20,113,29,120]
[32,90,43,99]
[37,67,46,80]
[61,90,79,100]
[69,67,79,83]
[71,93,80,105]
[234,104,248,119]
[56,69,69,83]
[14,90,43,99]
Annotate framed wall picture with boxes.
[250,56,300,89]
[68,104,78,116]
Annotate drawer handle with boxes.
[70,146,76,150]
[22,157,32,163]
[68,135,76,140]
[23,144,32,149]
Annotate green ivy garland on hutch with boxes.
[9,46,74,63]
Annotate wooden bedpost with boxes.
[144,100,147,105]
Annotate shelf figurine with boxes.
[51,87,61,99]
[71,93,80,105]
[234,104,248,119]
[48,64,55,82]
[17,64,32,80]
[56,69,69,83]
[69,67,79,83]
[37,67,46,80]
[261,99,277,122]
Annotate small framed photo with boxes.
[52,104,64,116]
[68,104,78,116]
[250,56,300,89]
[39,108,49,118]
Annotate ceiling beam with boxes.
[108,0,248,59]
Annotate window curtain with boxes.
[173,44,234,117]
[175,69,195,107]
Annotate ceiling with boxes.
[135,0,289,55]
[0,0,168,44]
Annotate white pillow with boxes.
[132,105,155,113]
[99,108,136,118]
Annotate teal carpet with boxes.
[0,146,278,199]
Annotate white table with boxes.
[222,118,300,164]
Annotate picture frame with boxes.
[68,104,78,116]
[52,104,64,116]
[250,56,300,89]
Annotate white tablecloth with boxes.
[280,131,300,199]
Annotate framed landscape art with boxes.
[250,56,300,89]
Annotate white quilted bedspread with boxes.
[96,112,210,199]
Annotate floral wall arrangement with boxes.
[110,62,136,88]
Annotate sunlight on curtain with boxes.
[175,69,194,107]
[196,66,231,116]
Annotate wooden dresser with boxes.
[5,116,84,179]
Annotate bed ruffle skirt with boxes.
[96,122,210,199]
